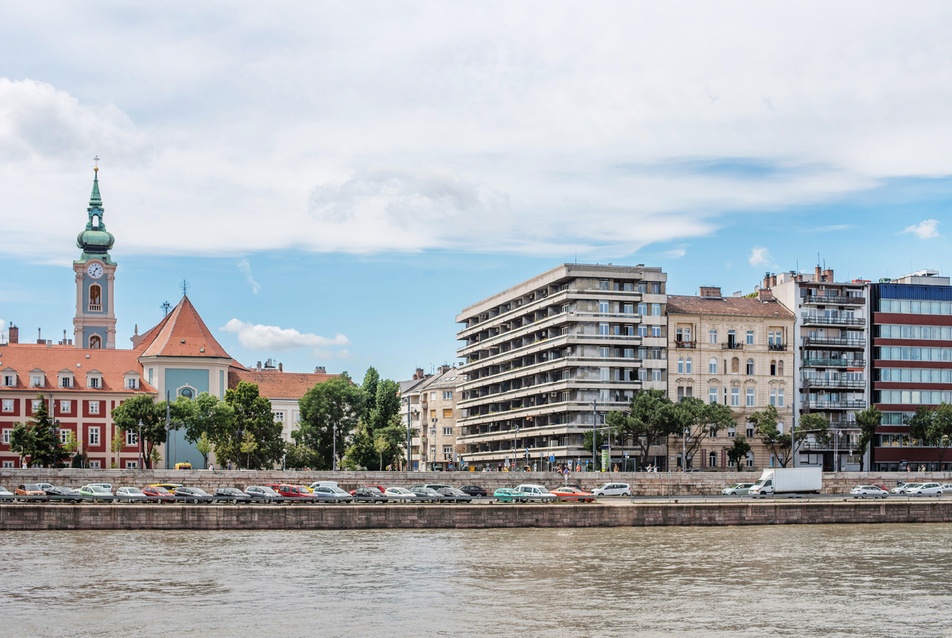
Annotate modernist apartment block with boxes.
[869,270,952,471]
[666,287,795,471]
[456,263,667,469]
[764,267,871,471]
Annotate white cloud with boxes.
[749,246,771,267]
[657,248,687,259]
[221,319,349,355]
[237,258,260,294]
[903,219,940,239]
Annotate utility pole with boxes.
[592,399,597,470]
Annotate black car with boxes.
[437,487,474,503]
[352,486,389,504]
[45,486,84,503]
[458,485,487,497]
[173,487,216,503]
[214,487,251,503]
[244,485,283,503]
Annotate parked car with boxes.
[274,485,315,501]
[592,482,631,497]
[907,482,944,497]
[384,487,417,502]
[45,486,84,503]
[850,485,889,499]
[214,487,251,503]
[309,481,339,491]
[309,486,353,503]
[416,484,451,492]
[0,486,15,500]
[149,483,182,493]
[890,482,922,495]
[174,462,192,470]
[115,487,149,502]
[173,487,215,503]
[514,484,558,503]
[87,483,113,492]
[78,485,115,502]
[409,487,443,503]
[721,483,755,496]
[437,487,474,503]
[942,483,952,492]
[352,486,389,503]
[549,486,596,502]
[244,485,283,503]
[458,485,488,497]
[16,484,49,501]
[493,488,528,503]
[142,486,177,503]
[36,483,54,492]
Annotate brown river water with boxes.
[1,524,951,637]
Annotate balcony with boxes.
[802,337,866,349]
[721,342,744,350]
[674,341,697,349]
[88,304,102,312]
[768,343,787,351]
[801,294,866,306]
[798,434,860,451]
[802,358,866,368]
[801,314,866,327]
[802,377,866,389]
[802,399,868,410]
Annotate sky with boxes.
[1,2,951,383]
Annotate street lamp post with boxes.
[592,400,597,470]
[332,423,338,472]
[512,424,520,471]
[137,419,143,469]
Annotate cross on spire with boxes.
[181,279,190,298]
[93,155,100,171]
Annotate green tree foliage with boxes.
[680,398,734,469]
[362,367,380,414]
[854,406,882,471]
[748,404,793,467]
[111,393,167,469]
[284,443,323,470]
[581,429,608,470]
[215,382,284,469]
[346,376,404,470]
[10,396,72,467]
[293,374,364,470]
[727,435,752,470]
[173,392,235,456]
[608,390,692,469]
[795,413,832,450]
[196,432,213,469]
[907,403,952,466]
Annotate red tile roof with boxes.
[138,296,233,359]
[228,369,337,400]
[0,343,156,394]
[666,294,795,318]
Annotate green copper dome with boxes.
[76,168,116,262]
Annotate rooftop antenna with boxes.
[181,278,190,298]
[161,301,171,317]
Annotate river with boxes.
[2,524,951,637]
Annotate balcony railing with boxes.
[798,435,860,451]
[768,343,787,351]
[802,358,866,368]
[801,314,866,327]
[801,294,866,306]
[801,377,866,389]
[674,341,697,349]
[802,399,868,410]
[721,342,744,350]
[802,337,866,348]
[88,304,102,312]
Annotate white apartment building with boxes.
[399,366,460,471]
[456,263,667,469]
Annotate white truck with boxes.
[747,468,822,497]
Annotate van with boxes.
[309,480,339,490]
[592,483,631,497]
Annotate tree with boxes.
[609,390,691,469]
[727,435,752,471]
[680,398,734,469]
[795,413,832,450]
[907,403,952,467]
[748,405,793,468]
[110,426,126,468]
[173,392,235,463]
[9,397,70,467]
[362,367,380,414]
[854,406,882,471]
[582,429,608,470]
[217,382,284,469]
[196,432,213,469]
[111,393,167,468]
[294,374,364,471]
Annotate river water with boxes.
[2,524,951,637]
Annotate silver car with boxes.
[721,483,754,496]
[907,482,943,497]
[890,482,922,495]
[850,485,888,499]
[115,487,149,502]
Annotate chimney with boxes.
[771,274,777,287]
[758,289,774,301]
[822,269,834,282]
[8,325,18,344]
[278,363,283,372]
[815,266,822,281]
[256,361,262,371]
[438,364,450,374]
[414,367,425,380]
[314,366,326,373]
[699,286,722,298]
[763,272,771,290]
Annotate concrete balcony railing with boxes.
[802,377,866,389]
[802,399,867,410]
[802,358,866,368]
[801,294,866,306]
[802,337,867,349]
[801,314,866,327]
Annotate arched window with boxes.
[677,358,684,374]
[179,387,194,399]
[746,358,754,375]
[778,360,784,376]
[89,284,102,310]
[709,451,717,468]
[731,357,739,374]
[686,358,692,374]
[709,358,717,374]
[89,335,102,349]
[770,360,777,376]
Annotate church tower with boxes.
[73,167,117,349]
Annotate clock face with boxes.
[87,262,104,279]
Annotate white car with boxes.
[907,482,943,497]
[0,486,15,500]
[721,483,754,496]
[514,484,558,503]
[850,485,888,499]
[889,483,922,495]
[384,487,416,501]
[115,487,148,502]
[592,482,631,497]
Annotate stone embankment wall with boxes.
[2,468,949,495]
[3,501,952,531]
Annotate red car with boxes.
[275,484,314,500]
[550,486,596,503]
[142,486,176,503]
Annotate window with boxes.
[59,429,70,444]
[60,376,72,388]
[430,392,437,400]
[652,369,663,382]
[179,387,193,399]
[686,359,692,374]
[600,346,610,358]
[731,388,740,406]
[623,303,634,315]
[709,358,717,374]
[274,412,285,422]
[31,399,42,412]
[125,461,139,469]
[651,325,662,338]
[652,283,662,294]
[638,369,648,382]
[89,401,100,415]
[60,400,71,413]
[709,387,718,404]
[778,388,785,407]
[126,431,138,446]
[599,300,610,313]
[731,357,739,374]
[443,391,452,400]
[443,427,453,435]
[709,329,717,344]
[638,325,648,337]
[727,426,736,438]
[777,360,784,376]
[746,330,754,345]
[89,335,102,349]
[600,367,610,381]
[746,388,755,407]
[89,460,101,469]
[746,452,754,468]
[709,451,717,468]
[638,303,647,315]
[430,409,436,419]
[770,388,777,406]
[2,429,10,444]
[599,323,610,336]
[678,358,684,374]
[88,376,100,389]
[89,427,100,446]
[126,378,139,390]
[1,400,12,413]
[30,375,43,387]
[624,348,634,359]
[443,408,453,418]
[770,360,776,376]
[746,425,754,438]
[2,374,15,387]
[598,279,609,290]
[746,359,754,375]
[652,303,661,316]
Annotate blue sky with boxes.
[1,2,951,382]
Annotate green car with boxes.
[494,488,528,503]
[78,485,115,502]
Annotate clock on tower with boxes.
[73,166,118,349]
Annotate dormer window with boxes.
[86,371,103,390]
[57,370,74,389]
[1,371,15,387]
[127,378,138,390]
[123,371,141,390]
[29,370,44,388]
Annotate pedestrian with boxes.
[208,463,215,471]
